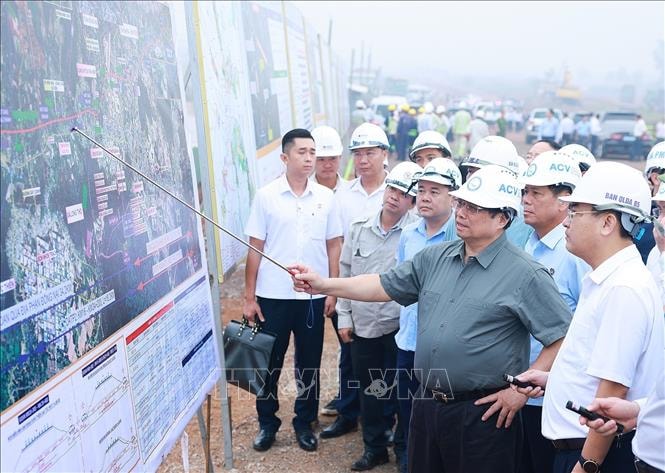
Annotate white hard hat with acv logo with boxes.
[386,162,421,196]
[414,158,462,190]
[449,164,523,213]
[349,123,389,150]
[560,144,596,172]
[520,151,582,190]
[645,141,665,176]
[462,136,521,176]
[559,162,652,239]
[410,130,452,159]
[311,125,343,157]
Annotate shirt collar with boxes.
[456,232,508,269]
[278,174,314,197]
[533,223,565,250]
[368,209,412,235]
[349,173,387,197]
[588,245,641,285]
[310,172,344,191]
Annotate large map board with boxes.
[192,1,258,276]
[0,2,220,471]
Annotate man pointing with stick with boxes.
[290,164,571,473]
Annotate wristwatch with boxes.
[579,454,601,473]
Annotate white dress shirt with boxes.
[245,175,342,299]
[542,245,664,439]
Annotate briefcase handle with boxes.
[238,315,263,341]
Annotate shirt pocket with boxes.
[454,298,512,346]
[417,290,441,334]
[306,214,327,240]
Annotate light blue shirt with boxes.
[506,212,534,249]
[575,120,591,137]
[538,117,559,139]
[395,215,458,351]
[523,223,589,405]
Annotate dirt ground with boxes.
[158,132,643,473]
[158,262,397,473]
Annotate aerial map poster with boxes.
[0,2,220,471]
[193,1,258,276]
[242,1,293,186]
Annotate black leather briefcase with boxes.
[223,316,276,396]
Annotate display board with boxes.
[0,2,220,471]
[193,1,259,275]
[305,21,326,127]
[284,2,313,131]
[241,0,293,187]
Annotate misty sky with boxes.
[295,1,665,87]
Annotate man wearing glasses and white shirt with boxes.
[514,162,664,473]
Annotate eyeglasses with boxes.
[566,208,600,219]
[452,198,489,215]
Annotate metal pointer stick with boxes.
[71,127,291,274]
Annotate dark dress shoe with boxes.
[295,429,318,451]
[351,450,390,471]
[252,429,276,451]
[319,417,357,439]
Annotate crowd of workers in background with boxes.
[242,104,665,473]
[351,99,665,166]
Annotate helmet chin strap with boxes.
[622,212,647,241]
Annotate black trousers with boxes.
[520,404,555,473]
[408,394,522,473]
[350,331,404,456]
[331,312,360,422]
[553,431,636,473]
[255,297,325,432]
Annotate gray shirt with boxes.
[337,210,417,338]
[379,232,571,393]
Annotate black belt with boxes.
[552,430,635,451]
[424,386,505,404]
[635,457,664,473]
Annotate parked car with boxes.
[597,111,652,159]
[525,108,563,143]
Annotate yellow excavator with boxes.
[556,69,582,103]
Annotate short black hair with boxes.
[535,139,561,151]
[282,128,314,153]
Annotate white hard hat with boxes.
[355,99,366,109]
[645,141,665,176]
[653,184,665,203]
[435,105,446,114]
[311,125,343,157]
[415,157,462,190]
[516,155,529,177]
[475,110,485,119]
[386,162,421,196]
[462,136,521,175]
[559,162,652,238]
[520,151,582,190]
[349,122,389,150]
[423,102,434,113]
[409,130,452,158]
[560,144,596,172]
[449,164,523,213]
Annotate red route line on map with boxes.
[0,109,98,135]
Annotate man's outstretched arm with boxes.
[289,264,392,302]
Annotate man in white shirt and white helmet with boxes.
[310,125,349,193]
[514,162,664,473]
[408,130,453,168]
[321,122,390,441]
